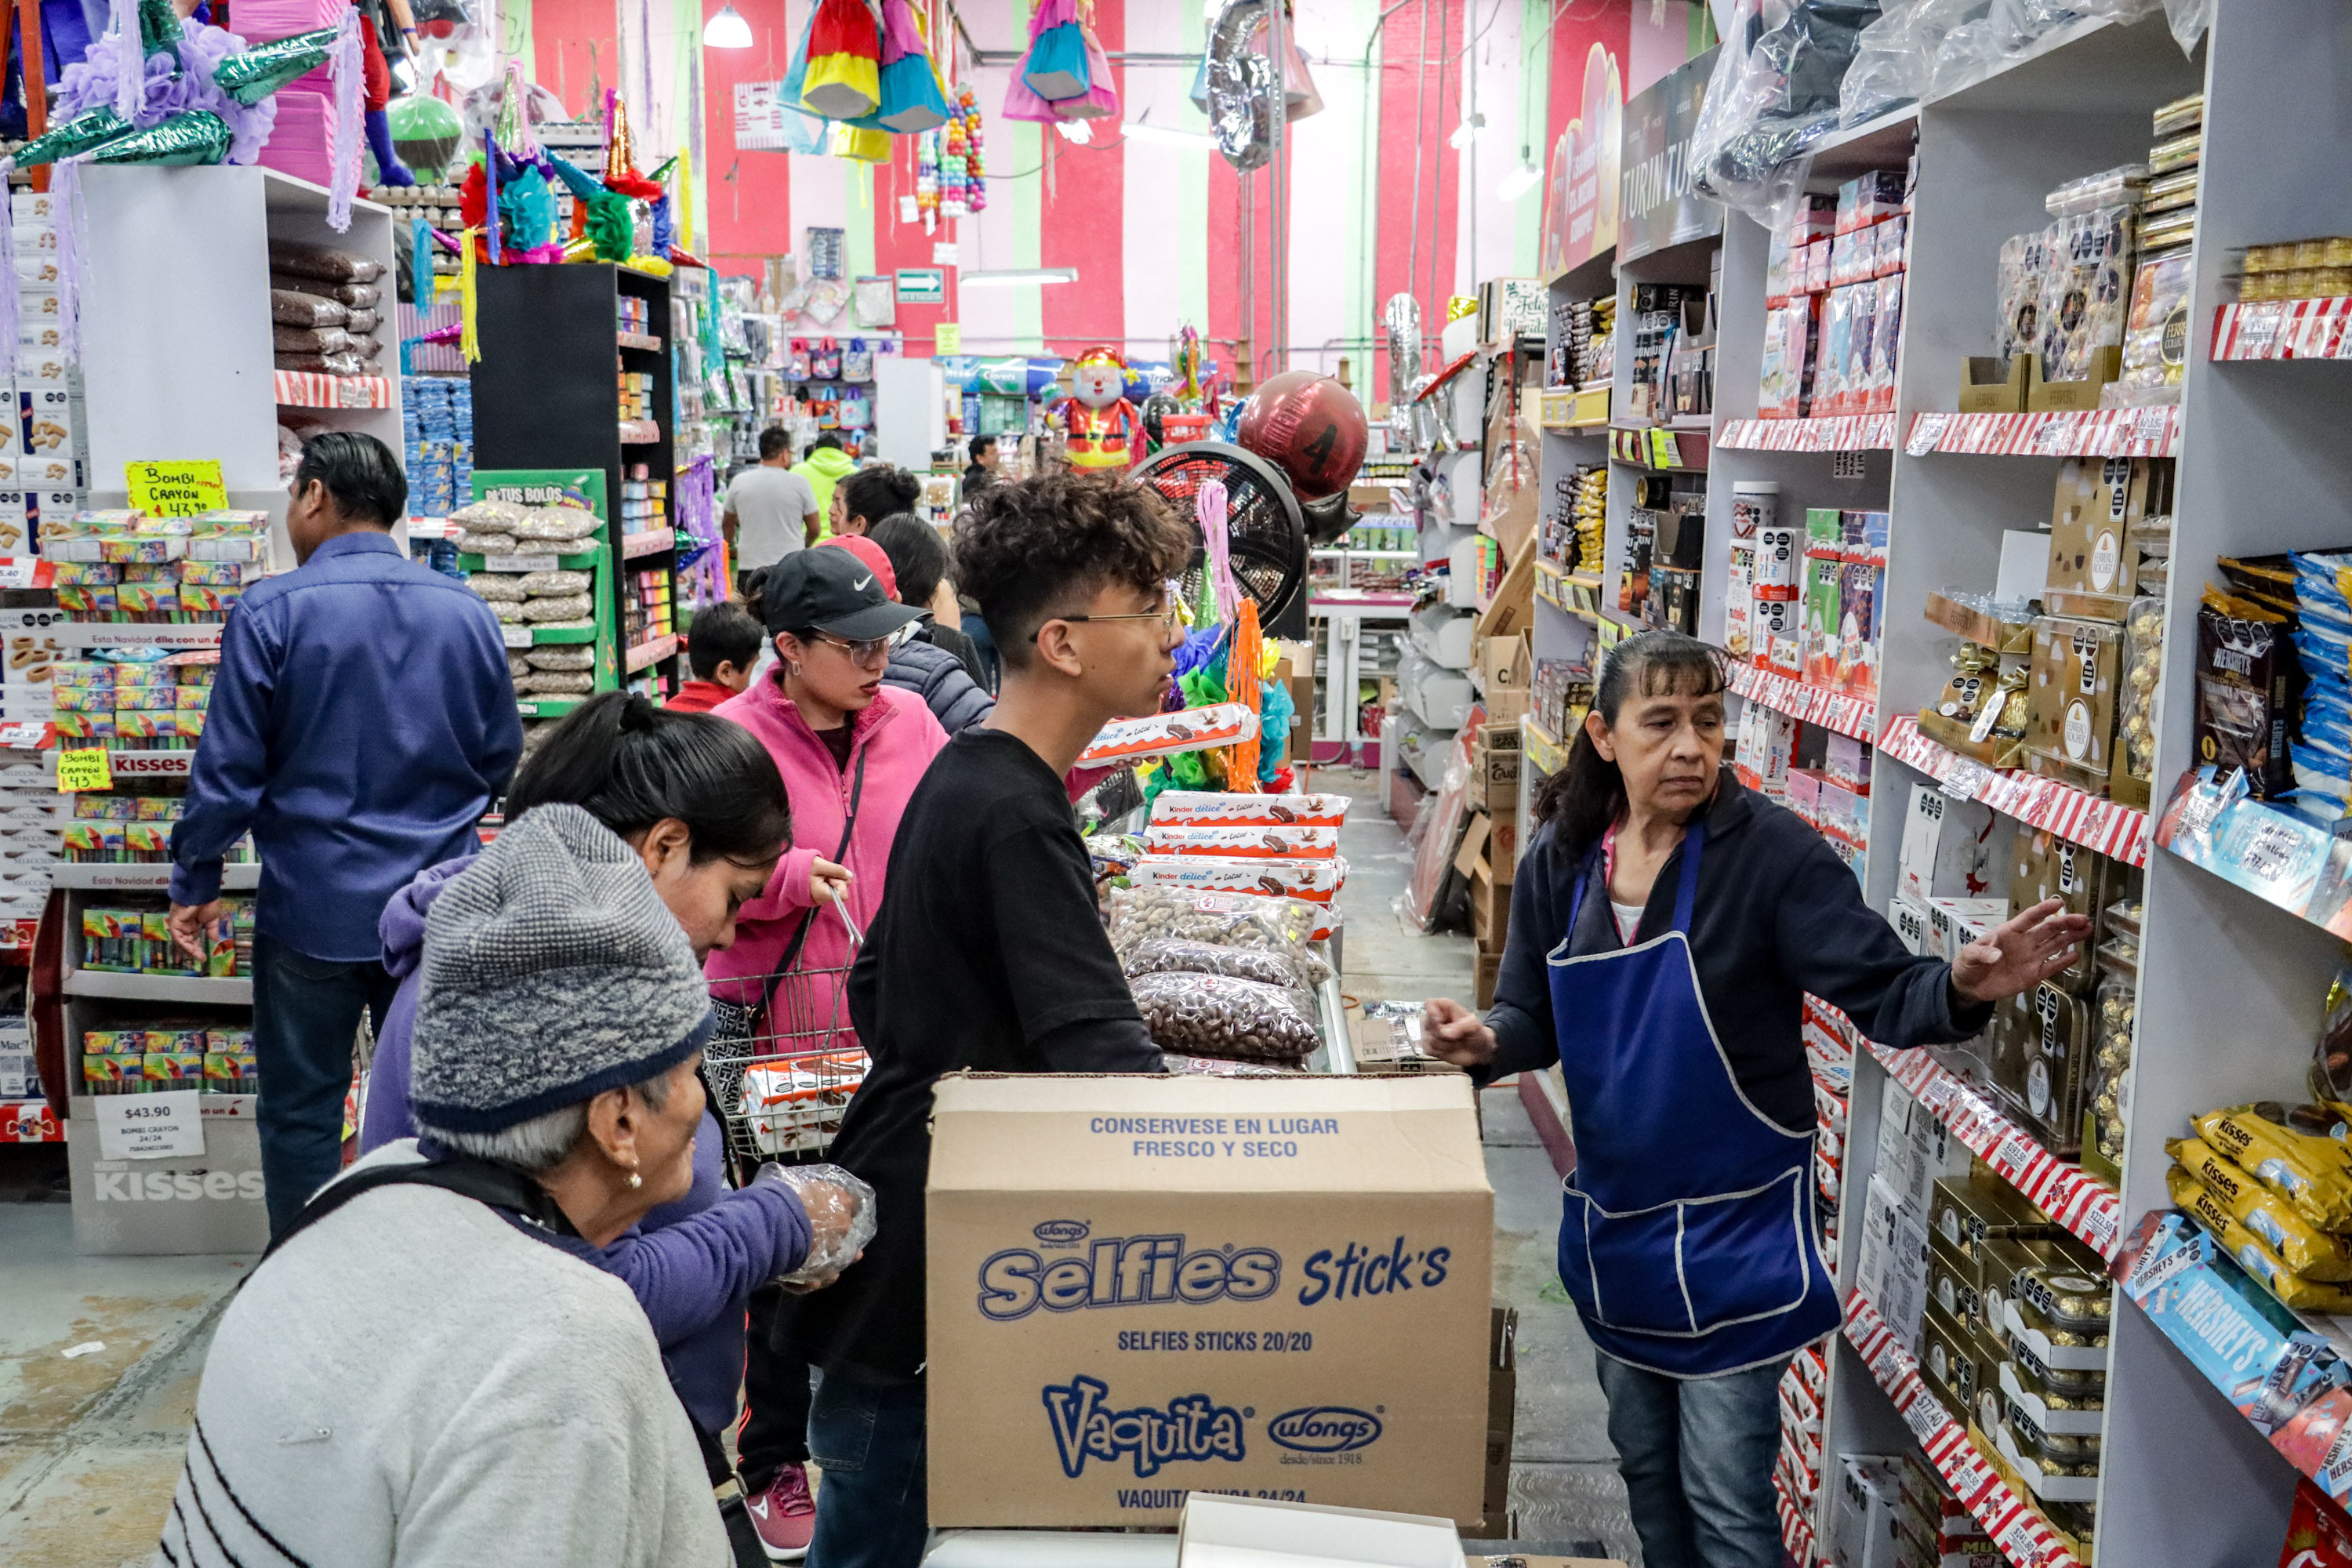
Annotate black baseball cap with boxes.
[759,546,925,641]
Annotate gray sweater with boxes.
[154,1142,727,1568]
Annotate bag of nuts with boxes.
[1130,971,1321,1064]
[1104,886,1330,985]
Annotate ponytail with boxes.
[505,691,792,866]
[1530,630,1727,858]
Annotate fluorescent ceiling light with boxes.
[961,267,1080,288]
[1497,151,1541,199]
[1121,117,1218,150]
[1449,113,1486,149]
[703,4,751,47]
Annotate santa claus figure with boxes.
[1054,346,1142,470]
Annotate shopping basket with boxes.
[704,891,869,1163]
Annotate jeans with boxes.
[252,933,398,1236]
[804,1371,927,1568]
[737,1285,814,1491]
[1593,1350,1791,1568]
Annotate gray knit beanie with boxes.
[410,803,714,1134]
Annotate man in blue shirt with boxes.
[167,432,522,1234]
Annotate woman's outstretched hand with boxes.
[1950,897,2094,1004]
[1423,997,1497,1067]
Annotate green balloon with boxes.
[90,111,231,166]
[11,107,132,168]
[212,26,339,106]
[387,93,463,182]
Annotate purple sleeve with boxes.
[600,1181,813,1348]
[357,970,423,1154]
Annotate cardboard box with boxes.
[1472,1306,1517,1538]
[2025,615,2121,786]
[1479,631,1530,694]
[1956,354,2034,413]
[1175,1493,1463,1567]
[1474,539,1536,642]
[1474,951,1500,1009]
[927,1074,1495,1529]
[1470,865,1508,950]
[2026,343,2123,412]
[1896,785,2006,904]
[1828,1454,1904,1568]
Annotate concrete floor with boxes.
[0,767,1639,1566]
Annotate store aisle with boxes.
[0,1150,241,1568]
[1320,772,1639,1564]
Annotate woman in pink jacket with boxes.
[708,544,949,1558]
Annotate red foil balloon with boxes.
[1236,370,1369,501]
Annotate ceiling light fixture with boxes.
[1497,148,1542,199]
[1449,113,1486,150]
[702,4,751,47]
[960,267,1081,288]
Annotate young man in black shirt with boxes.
[784,471,1189,1568]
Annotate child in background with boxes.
[668,602,764,714]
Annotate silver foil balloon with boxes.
[1383,292,1423,447]
[1206,0,1276,172]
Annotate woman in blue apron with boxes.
[1425,632,2085,1568]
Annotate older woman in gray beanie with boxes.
[154,804,870,1568]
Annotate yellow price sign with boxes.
[56,746,112,792]
[126,460,227,517]
[935,321,962,355]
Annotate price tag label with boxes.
[487,554,562,574]
[125,460,227,517]
[96,1088,205,1160]
[2132,406,2171,446]
[502,625,533,648]
[55,746,112,792]
[2078,1199,2118,1255]
[0,557,50,589]
[1941,757,1992,801]
[0,720,46,749]
[1994,1127,2042,1175]
[1903,1392,1950,1446]
[1905,412,1951,455]
[935,321,962,355]
[336,377,379,408]
[2029,418,2075,456]
[2234,302,2284,358]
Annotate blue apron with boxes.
[1549,818,1840,1377]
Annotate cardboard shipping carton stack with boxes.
[927,1073,1495,1530]
[1454,698,1522,1008]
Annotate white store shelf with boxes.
[64,971,252,1005]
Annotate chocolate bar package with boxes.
[2195,590,2299,798]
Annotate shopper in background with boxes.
[710,546,950,1559]
[168,431,521,1236]
[670,602,766,714]
[830,464,920,539]
[792,433,858,539]
[960,434,998,495]
[1421,630,2089,1568]
[868,512,989,689]
[724,426,822,593]
[822,524,993,737]
[358,694,816,1507]
[160,804,866,1568]
[782,472,1180,1568]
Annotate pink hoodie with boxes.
[705,677,949,1045]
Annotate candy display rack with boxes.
[1682,5,2352,1563]
[470,263,681,695]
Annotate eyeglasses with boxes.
[1036,602,1185,641]
[812,625,916,665]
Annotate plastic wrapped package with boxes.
[2106,249,2194,408]
[510,506,601,543]
[270,289,350,328]
[756,1162,877,1286]
[268,240,386,282]
[1105,884,1331,985]
[276,352,369,376]
[449,499,528,533]
[1836,0,1948,128]
[520,593,593,622]
[458,531,517,556]
[2087,937,2136,1170]
[525,645,596,672]
[515,568,592,596]
[466,574,527,602]
[1130,971,1321,1063]
[1690,0,1884,230]
[1120,935,1312,994]
[517,670,595,695]
[1998,230,2051,365]
[2038,202,2136,383]
[2118,594,2164,793]
[273,325,352,354]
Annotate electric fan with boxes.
[1130,441,1309,635]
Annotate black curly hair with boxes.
[953,471,1191,670]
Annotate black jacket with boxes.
[882,635,993,735]
[1485,768,1990,1131]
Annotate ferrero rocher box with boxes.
[925,1073,1494,1528]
